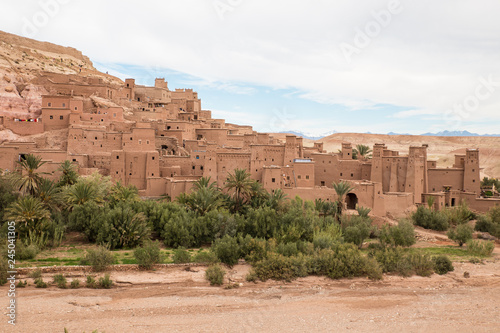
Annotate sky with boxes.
[1,0,499,136]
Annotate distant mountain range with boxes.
[281,130,500,140]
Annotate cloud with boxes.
[0,0,499,134]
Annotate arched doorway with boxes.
[345,193,358,210]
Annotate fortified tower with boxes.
[463,149,480,193]
[405,145,428,204]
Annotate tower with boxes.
[463,149,480,194]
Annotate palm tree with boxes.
[354,144,372,160]
[267,189,288,210]
[57,160,79,187]
[37,178,62,211]
[192,176,219,191]
[9,154,49,195]
[249,180,268,208]
[110,182,140,205]
[332,180,355,217]
[5,196,50,238]
[64,181,99,210]
[224,168,253,212]
[186,186,222,215]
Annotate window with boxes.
[72,159,76,162]
[59,116,63,120]
[192,166,195,170]
[74,107,78,111]
[305,175,309,180]
[152,156,155,160]
[196,155,199,159]
[272,178,276,183]
[321,181,325,186]
[116,156,119,159]
[49,115,53,120]
[48,102,52,107]
[139,140,142,145]
[95,137,97,140]
[340,173,343,176]
[113,113,116,118]
[62,103,66,107]
[200,166,204,170]
[351,173,354,177]
[298,175,302,179]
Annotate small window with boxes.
[74,107,78,111]
[72,159,76,162]
[59,115,63,120]
[113,113,116,118]
[340,173,343,177]
[116,156,119,159]
[272,178,276,183]
[298,175,302,179]
[139,140,142,145]
[306,175,309,180]
[95,137,97,140]
[48,102,52,107]
[62,103,66,107]
[49,115,53,120]
[116,171,118,174]
[152,156,155,160]
[130,137,133,140]
[351,173,354,177]
[196,155,199,159]
[192,166,195,170]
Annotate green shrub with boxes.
[98,274,113,289]
[80,246,114,272]
[238,236,268,263]
[433,255,454,275]
[193,250,219,264]
[52,274,67,288]
[29,268,42,279]
[363,257,383,280]
[341,215,373,248]
[312,231,338,250]
[442,202,475,226]
[86,275,96,288]
[475,213,500,238]
[447,224,473,246]
[371,247,407,273]
[276,242,299,257]
[134,240,163,269]
[211,235,240,267]
[466,240,495,256]
[412,206,449,231]
[253,253,308,282]
[379,219,416,247]
[245,269,258,282]
[0,256,8,285]
[34,277,47,288]
[172,247,191,264]
[16,243,39,260]
[70,279,81,289]
[205,264,225,286]
[97,203,151,249]
[406,252,434,277]
[16,280,27,288]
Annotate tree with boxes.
[186,186,222,216]
[224,169,253,213]
[332,181,355,217]
[64,181,99,210]
[266,189,288,211]
[5,196,51,240]
[109,182,140,206]
[9,154,49,195]
[37,178,62,211]
[57,160,79,187]
[353,144,372,160]
[447,224,473,247]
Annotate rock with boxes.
[4,86,13,92]
[464,271,470,278]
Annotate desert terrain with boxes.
[2,231,499,333]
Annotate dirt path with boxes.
[1,260,500,333]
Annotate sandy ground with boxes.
[1,258,499,333]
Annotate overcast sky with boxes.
[1,0,500,135]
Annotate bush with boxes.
[211,235,240,267]
[52,274,67,288]
[205,264,225,286]
[475,213,500,238]
[193,250,219,264]
[134,240,162,269]
[16,243,39,260]
[16,280,27,288]
[70,279,81,289]
[245,269,258,282]
[86,275,96,288]
[379,219,416,247]
[238,236,268,263]
[371,247,407,273]
[466,240,495,256]
[172,247,191,264]
[406,252,434,277]
[447,224,473,246]
[442,202,475,226]
[34,277,47,288]
[433,255,454,275]
[276,242,299,257]
[98,274,113,289]
[412,206,449,231]
[0,256,8,285]
[29,268,42,279]
[253,253,308,282]
[363,257,383,280]
[97,203,151,249]
[80,246,115,272]
[312,231,338,250]
[341,215,372,248]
